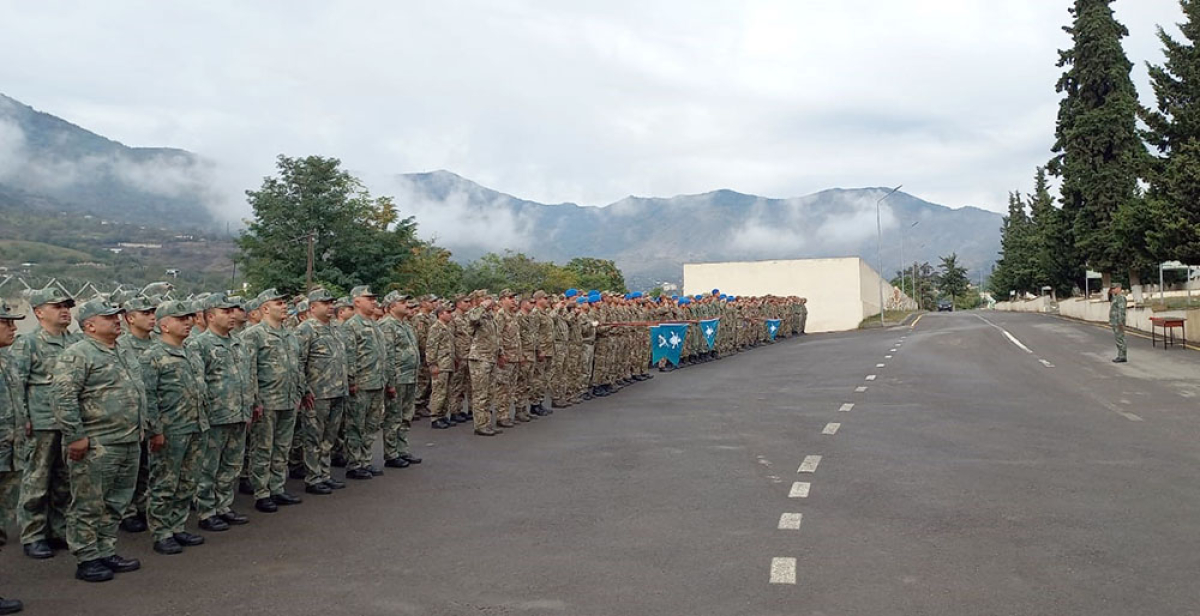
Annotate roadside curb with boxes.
[1047,313,1200,352]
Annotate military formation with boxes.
[0,282,806,613]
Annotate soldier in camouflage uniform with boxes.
[142,301,208,555]
[379,292,422,468]
[426,306,456,429]
[467,293,504,435]
[242,289,304,512]
[515,297,538,422]
[192,295,253,532]
[0,300,26,613]
[449,296,473,425]
[413,296,434,417]
[342,286,394,479]
[12,287,78,559]
[492,290,521,428]
[115,292,159,534]
[53,298,145,582]
[530,291,554,416]
[1110,284,1127,363]
[296,289,353,494]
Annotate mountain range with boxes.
[0,92,1003,290]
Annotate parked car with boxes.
[937,299,953,312]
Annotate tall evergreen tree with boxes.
[990,191,1034,297]
[1141,0,1200,264]
[1049,0,1146,286]
[1027,166,1078,296]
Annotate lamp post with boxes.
[876,185,903,325]
[901,220,919,308]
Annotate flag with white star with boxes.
[700,318,720,350]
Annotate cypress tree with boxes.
[1027,166,1078,297]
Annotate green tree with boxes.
[936,253,971,303]
[1141,0,1200,264]
[894,261,937,310]
[236,155,418,295]
[990,191,1035,297]
[564,257,627,293]
[1027,166,1079,296]
[393,241,463,297]
[1050,0,1147,285]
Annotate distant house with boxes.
[118,242,162,249]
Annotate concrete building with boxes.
[683,256,915,333]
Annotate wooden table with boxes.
[1150,316,1186,349]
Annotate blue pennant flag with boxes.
[651,322,690,366]
[765,319,782,341]
[699,318,720,350]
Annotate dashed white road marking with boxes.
[798,455,822,473]
[1118,411,1144,422]
[789,481,811,498]
[876,363,886,368]
[1039,359,1055,368]
[865,375,876,381]
[839,403,854,412]
[778,513,804,530]
[855,386,868,393]
[885,355,893,359]
[974,314,1032,353]
[889,348,897,352]
[822,423,840,435]
[770,557,797,584]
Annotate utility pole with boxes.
[876,185,903,325]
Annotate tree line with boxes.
[992,0,1200,300]
[236,155,627,298]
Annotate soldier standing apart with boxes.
[343,286,395,479]
[468,294,504,436]
[192,295,253,532]
[0,301,26,613]
[115,293,159,534]
[242,289,304,513]
[426,307,456,429]
[1110,284,1127,363]
[296,289,352,495]
[53,298,145,582]
[143,301,208,555]
[12,288,78,560]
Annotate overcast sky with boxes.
[0,0,1187,217]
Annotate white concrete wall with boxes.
[683,257,913,333]
[996,296,1200,337]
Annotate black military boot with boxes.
[22,541,52,560]
[75,559,114,582]
[0,596,23,614]
[100,554,141,572]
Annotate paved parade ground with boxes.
[6,311,1200,615]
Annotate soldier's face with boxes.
[264,299,287,320]
[0,319,15,347]
[36,302,74,327]
[209,307,236,332]
[439,311,453,323]
[232,307,247,325]
[125,309,156,333]
[310,301,332,321]
[86,313,122,342]
[161,315,193,338]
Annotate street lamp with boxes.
[900,220,919,307]
[877,185,903,326]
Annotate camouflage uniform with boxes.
[425,318,455,422]
[516,307,538,419]
[297,315,351,486]
[1110,291,1127,361]
[1,332,25,548]
[116,331,155,525]
[379,308,419,461]
[412,309,432,415]
[11,324,79,546]
[451,310,472,416]
[343,312,390,471]
[143,338,208,542]
[550,309,569,405]
[54,335,146,564]
[492,304,521,424]
[243,321,303,499]
[467,304,501,431]
[190,329,252,521]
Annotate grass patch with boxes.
[0,240,96,264]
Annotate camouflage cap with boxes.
[256,288,286,303]
[296,300,309,313]
[405,297,419,308]
[29,287,75,308]
[498,288,516,298]
[383,290,404,306]
[204,293,242,310]
[453,294,469,304]
[156,300,197,320]
[422,294,438,303]
[532,290,547,300]
[244,297,263,312]
[122,294,160,313]
[76,298,123,324]
[0,299,25,320]
[334,296,352,310]
[350,285,376,298]
[307,288,335,303]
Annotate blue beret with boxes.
[589,290,599,295]
[694,294,703,300]
[632,292,642,298]
[565,289,578,298]
[712,289,719,295]
[576,297,586,304]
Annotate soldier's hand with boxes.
[148,434,166,453]
[253,405,264,422]
[430,366,440,378]
[66,437,89,461]
[386,386,397,399]
[24,421,31,437]
[349,383,358,396]
[302,393,315,410]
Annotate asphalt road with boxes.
[5,311,1200,615]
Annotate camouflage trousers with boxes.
[469,359,496,431]
[196,422,247,520]
[579,344,595,394]
[121,443,149,522]
[532,357,551,404]
[301,397,344,485]
[248,407,297,499]
[17,429,70,545]
[450,360,470,415]
[383,384,415,460]
[65,440,138,563]
[565,347,582,399]
[1113,323,1127,360]
[429,372,452,421]
[550,349,568,404]
[345,388,384,471]
[0,470,19,547]
[490,362,515,423]
[516,360,534,417]
[416,363,431,412]
[147,432,203,541]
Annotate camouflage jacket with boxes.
[343,314,390,390]
[467,306,501,363]
[9,325,81,431]
[0,351,24,471]
[52,336,146,445]
[190,330,253,425]
[452,312,472,361]
[243,322,303,411]
[297,319,351,400]
[496,309,522,359]
[532,307,555,357]
[412,312,431,359]
[518,310,538,361]
[426,319,455,372]
[144,340,209,435]
[117,332,156,378]
[379,316,419,386]
[1109,295,1127,325]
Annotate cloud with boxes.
[0,117,26,183]
[389,175,533,253]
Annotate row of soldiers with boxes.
[0,283,806,609]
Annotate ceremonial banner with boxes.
[700,318,720,350]
[651,323,690,366]
[765,319,782,341]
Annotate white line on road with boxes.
[974,314,1033,353]
[889,348,897,352]
[865,375,876,381]
[1039,359,1055,368]
[770,557,797,584]
[798,455,822,473]
[778,513,804,530]
[789,482,811,497]
[1118,411,1144,422]
[885,355,893,359]
[855,386,868,393]
[839,403,854,412]
[822,423,840,435]
[876,363,886,367]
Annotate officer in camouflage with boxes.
[296,288,353,494]
[426,306,456,429]
[342,286,395,479]
[0,300,26,613]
